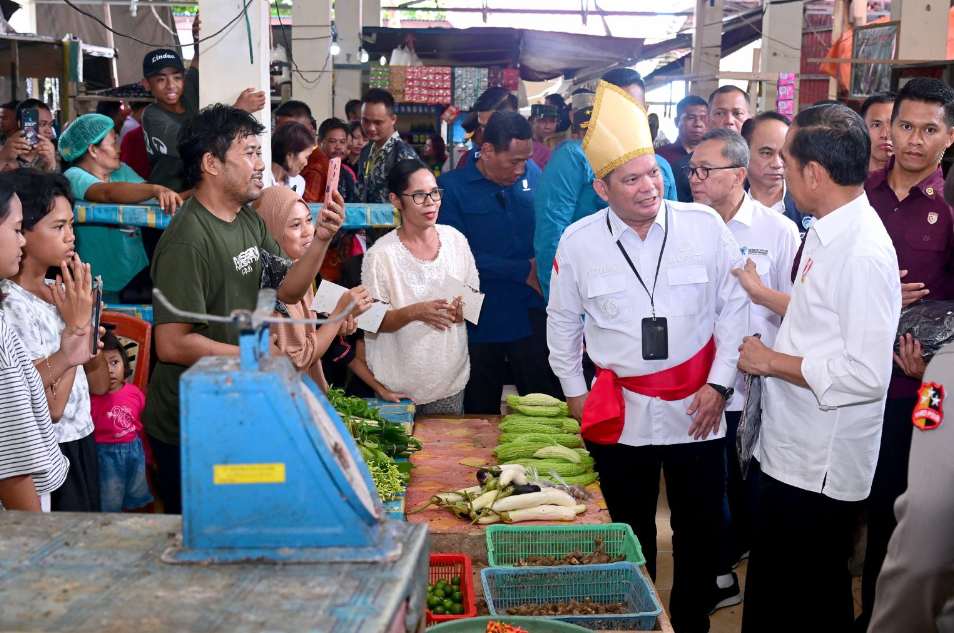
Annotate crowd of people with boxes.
[0,13,952,632]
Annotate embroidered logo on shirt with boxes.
[522,179,530,192]
[233,246,260,276]
[928,212,939,225]
[679,242,692,252]
[587,264,619,277]
[913,382,945,431]
[602,298,620,319]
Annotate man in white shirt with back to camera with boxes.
[687,127,800,613]
[737,103,901,633]
[548,80,749,633]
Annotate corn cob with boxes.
[533,445,582,463]
[506,393,564,408]
[498,433,584,448]
[511,402,570,417]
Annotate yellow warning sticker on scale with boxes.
[213,463,286,485]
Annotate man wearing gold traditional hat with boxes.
[547,80,750,633]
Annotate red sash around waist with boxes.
[581,337,716,445]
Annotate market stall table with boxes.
[0,512,428,633]
[407,415,674,632]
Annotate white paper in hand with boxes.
[310,281,388,333]
[443,276,484,325]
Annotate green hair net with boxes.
[59,113,115,162]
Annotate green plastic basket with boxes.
[485,523,646,568]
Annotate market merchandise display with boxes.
[495,394,598,487]
[327,388,421,502]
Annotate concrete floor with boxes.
[652,488,864,632]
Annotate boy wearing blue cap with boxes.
[140,14,266,193]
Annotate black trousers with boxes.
[855,396,917,631]
[586,439,725,633]
[743,466,862,633]
[717,411,751,574]
[148,434,182,515]
[51,432,101,512]
[463,308,563,415]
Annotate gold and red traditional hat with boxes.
[582,80,655,179]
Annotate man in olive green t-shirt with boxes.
[143,104,347,513]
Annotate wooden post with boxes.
[198,0,272,167]
[690,0,723,98]
[829,0,846,99]
[749,47,761,113]
[759,0,804,112]
[891,0,948,62]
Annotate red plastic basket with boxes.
[426,553,478,626]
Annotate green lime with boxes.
[451,591,463,604]
[433,606,446,616]
[450,603,465,615]
[427,584,433,593]
[450,575,461,585]
[437,578,448,585]
[451,584,460,594]
[442,599,454,611]
[433,589,445,600]
[426,596,441,610]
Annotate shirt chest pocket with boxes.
[749,255,772,285]
[667,265,708,317]
[586,273,634,327]
[904,226,947,252]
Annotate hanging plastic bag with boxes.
[390,45,410,66]
[737,372,763,480]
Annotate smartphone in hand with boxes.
[19,107,39,147]
[324,157,341,208]
[90,276,103,356]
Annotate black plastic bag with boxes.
[737,372,763,480]
[895,300,954,363]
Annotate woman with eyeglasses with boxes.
[361,159,479,414]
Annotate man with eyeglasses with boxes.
[688,128,800,616]
[438,111,564,414]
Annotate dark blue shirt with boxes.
[438,152,545,344]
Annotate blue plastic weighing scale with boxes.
[154,288,417,565]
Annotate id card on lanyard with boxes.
[607,203,670,360]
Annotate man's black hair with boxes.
[318,117,348,142]
[789,103,869,187]
[893,77,954,129]
[676,95,708,118]
[860,92,896,120]
[2,168,75,230]
[344,99,362,119]
[96,101,122,117]
[602,68,644,92]
[178,103,266,188]
[473,87,517,114]
[1,100,20,111]
[482,110,532,153]
[347,120,365,137]
[742,111,791,145]
[362,88,396,114]
[545,93,567,109]
[812,99,842,107]
[15,98,51,123]
[274,99,313,120]
[708,85,750,104]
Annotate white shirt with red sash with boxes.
[547,201,749,447]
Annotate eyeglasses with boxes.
[401,188,444,205]
[682,165,743,181]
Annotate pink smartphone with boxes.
[324,157,341,207]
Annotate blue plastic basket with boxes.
[481,562,662,631]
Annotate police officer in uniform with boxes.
[868,341,954,633]
[547,80,749,633]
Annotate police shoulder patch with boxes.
[913,382,945,431]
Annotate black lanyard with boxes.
[606,204,669,318]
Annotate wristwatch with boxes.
[708,383,735,401]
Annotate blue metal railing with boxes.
[75,201,400,323]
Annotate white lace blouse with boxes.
[362,225,479,405]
